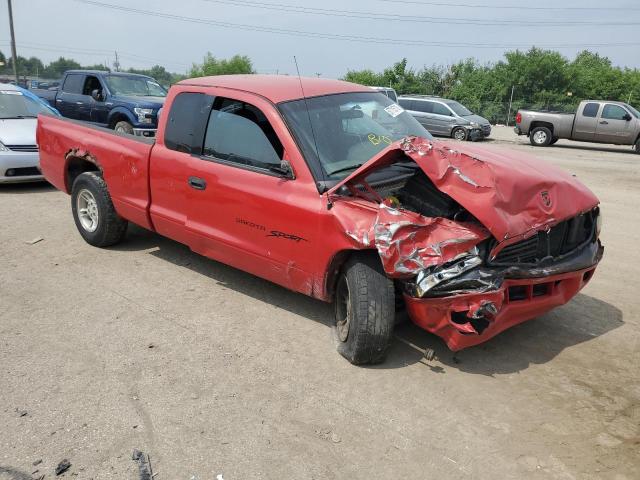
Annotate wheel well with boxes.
[66,155,101,192]
[324,249,379,302]
[108,113,130,129]
[530,121,554,135]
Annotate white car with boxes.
[0,83,60,183]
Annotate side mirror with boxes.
[91,89,103,102]
[623,113,632,121]
[269,159,295,179]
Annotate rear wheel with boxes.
[530,126,553,147]
[452,127,467,141]
[114,121,134,135]
[635,138,640,154]
[334,254,395,365]
[71,172,128,247]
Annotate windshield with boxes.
[446,101,473,117]
[626,104,640,118]
[279,92,432,180]
[104,75,167,97]
[0,90,53,118]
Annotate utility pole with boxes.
[506,85,515,126]
[114,51,120,72]
[7,0,19,85]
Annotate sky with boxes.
[2,0,639,78]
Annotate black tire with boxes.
[334,253,395,365]
[635,138,640,154]
[550,137,559,145]
[451,127,467,141]
[71,172,128,247]
[114,121,134,135]
[529,126,553,147]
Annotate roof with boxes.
[64,70,151,78]
[177,74,371,104]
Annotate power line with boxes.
[0,41,191,69]
[199,0,640,26]
[375,0,640,11]
[73,0,640,48]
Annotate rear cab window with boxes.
[582,103,600,118]
[62,74,84,94]
[164,92,213,154]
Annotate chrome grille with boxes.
[6,145,38,152]
[490,209,597,265]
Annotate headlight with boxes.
[0,141,8,152]
[134,107,154,124]
[595,209,603,238]
[413,248,483,297]
[470,122,480,128]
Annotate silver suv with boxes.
[398,95,491,141]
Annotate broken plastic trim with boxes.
[412,249,483,297]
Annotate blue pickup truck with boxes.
[37,70,166,137]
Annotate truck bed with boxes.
[37,114,155,229]
[516,109,576,138]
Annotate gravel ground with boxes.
[1,126,638,480]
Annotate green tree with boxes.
[42,57,82,78]
[188,53,254,77]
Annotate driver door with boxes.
[183,92,322,293]
[595,104,635,144]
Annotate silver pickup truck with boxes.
[515,100,640,153]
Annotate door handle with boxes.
[599,120,608,125]
[76,101,84,105]
[188,176,207,190]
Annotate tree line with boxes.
[344,48,640,123]
[2,48,639,123]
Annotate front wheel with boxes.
[334,254,395,365]
[71,172,128,247]
[530,126,553,147]
[114,121,134,135]
[452,127,467,141]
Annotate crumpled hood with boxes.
[328,137,599,243]
[0,118,37,145]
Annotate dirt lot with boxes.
[1,126,638,480]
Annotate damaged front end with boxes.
[328,136,603,351]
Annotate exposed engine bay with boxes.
[329,137,603,303]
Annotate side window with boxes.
[432,102,452,116]
[203,98,283,169]
[398,98,413,110]
[601,104,629,121]
[82,76,102,96]
[164,92,213,154]
[415,101,433,114]
[62,74,84,94]
[582,103,600,118]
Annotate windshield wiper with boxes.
[327,164,364,176]
[1,115,36,119]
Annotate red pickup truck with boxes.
[37,75,604,365]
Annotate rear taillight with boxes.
[515,112,522,124]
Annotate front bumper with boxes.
[404,240,603,351]
[468,124,491,140]
[405,266,597,351]
[0,151,43,183]
[132,128,156,138]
